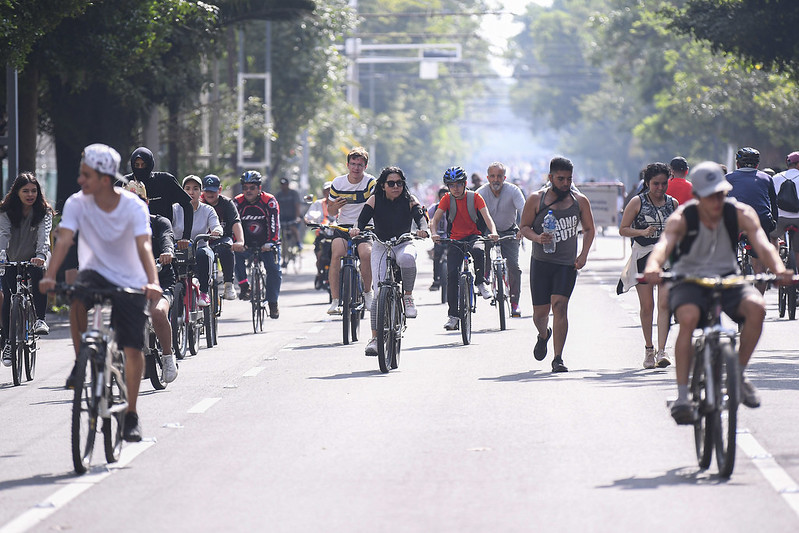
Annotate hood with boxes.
[130,147,155,181]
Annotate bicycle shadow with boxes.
[479,369,592,382]
[291,342,348,351]
[308,370,385,380]
[402,341,467,352]
[0,471,76,491]
[598,466,733,489]
[580,368,674,388]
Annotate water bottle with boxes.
[542,210,557,254]
[0,249,6,275]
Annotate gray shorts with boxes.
[669,280,758,326]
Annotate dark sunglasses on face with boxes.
[385,180,404,188]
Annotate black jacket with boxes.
[151,214,176,290]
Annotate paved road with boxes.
[1,233,798,532]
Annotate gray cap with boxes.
[689,161,731,198]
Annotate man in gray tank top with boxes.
[643,161,791,424]
[519,156,596,372]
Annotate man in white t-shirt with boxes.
[326,147,376,315]
[771,151,799,269]
[40,143,162,443]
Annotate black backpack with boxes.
[777,175,799,212]
[671,201,738,264]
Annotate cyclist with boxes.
[200,175,246,300]
[618,162,678,369]
[476,161,526,318]
[351,166,429,356]
[173,175,223,307]
[234,170,282,318]
[304,181,335,289]
[771,151,799,269]
[430,166,499,331]
[275,177,304,267]
[427,187,449,291]
[726,147,778,294]
[40,143,162,442]
[327,147,375,315]
[0,173,54,367]
[519,156,596,373]
[666,156,693,205]
[125,180,178,383]
[643,162,790,423]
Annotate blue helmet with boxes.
[736,147,760,168]
[442,166,467,184]
[240,170,262,184]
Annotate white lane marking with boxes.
[243,366,265,377]
[187,397,221,414]
[0,441,154,533]
[738,429,799,518]
[308,325,324,334]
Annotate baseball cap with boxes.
[203,174,221,192]
[787,152,799,165]
[669,156,689,173]
[82,144,126,183]
[182,175,203,188]
[689,161,731,198]
[280,177,290,185]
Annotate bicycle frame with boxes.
[6,261,38,385]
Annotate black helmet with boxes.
[442,166,467,184]
[736,147,760,168]
[240,170,262,184]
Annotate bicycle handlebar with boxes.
[637,272,799,287]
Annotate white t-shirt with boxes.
[172,202,222,241]
[60,189,151,288]
[772,168,799,218]
[328,173,376,225]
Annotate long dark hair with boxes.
[0,172,55,227]
[376,166,411,202]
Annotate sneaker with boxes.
[327,299,342,315]
[269,302,279,319]
[1,344,11,367]
[223,282,237,300]
[162,354,178,383]
[123,412,142,442]
[655,349,672,368]
[670,399,697,425]
[429,281,440,291]
[510,304,521,318]
[551,357,569,373]
[643,346,656,369]
[363,290,374,310]
[741,376,761,408]
[198,292,211,307]
[238,283,251,301]
[477,282,492,300]
[34,319,50,335]
[365,338,378,357]
[64,362,79,389]
[403,295,418,319]
[533,327,552,361]
[444,316,459,330]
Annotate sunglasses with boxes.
[385,180,404,188]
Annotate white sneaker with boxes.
[363,290,374,310]
[655,349,672,368]
[1,344,11,367]
[162,354,178,383]
[198,292,211,307]
[223,282,237,300]
[643,347,656,369]
[403,295,418,318]
[327,299,342,315]
[34,319,50,335]
[365,338,378,356]
[477,282,492,300]
[443,316,459,330]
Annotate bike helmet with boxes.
[442,166,467,184]
[736,147,760,168]
[241,170,263,184]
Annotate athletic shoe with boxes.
[327,299,342,315]
[365,338,378,356]
[533,327,551,361]
[403,295,418,318]
[64,362,79,389]
[510,304,521,318]
[477,282,492,300]
[238,283,251,301]
[34,319,50,335]
[429,281,440,291]
[1,344,11,367]
[162,354,178,383]
[670,399,697,425]
[123,412,142,442]
[198,292,211,307]
[643,347,656,369]
[551,357,568,373]
[444,316,459,330]
[223,282,237,300]
[741,376,761,408]
[363,290,374,310]
[655,349,672,368]
[269,302,279,319]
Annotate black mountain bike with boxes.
[337,227,366,345]
[246,243,276,333]
[6,261,39,386]
[438,238,478,345]
[778,225,798,320]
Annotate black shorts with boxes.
[529,258,577,306]
[73,270,148,351]
[669,280,759,327]
[332,226,370,257]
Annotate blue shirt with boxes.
[726,167,777,231]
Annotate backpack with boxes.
[446,190,488,235]
[777,175,799,212]
[671,200,738,264]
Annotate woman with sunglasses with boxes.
[351,167,429,356]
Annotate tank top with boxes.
[531,191,582,265]
[671,218,739,277]
[632,193,676,246]
[372,194,413,241]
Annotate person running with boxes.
[476,161,526,317]
[200,174,246,300]
[0,173,54,367]
[666,156,693,205]
[770,151,799,269]
[40,143,162,441]
[234,170,282,318]
[617,162,678,369]
[428,187,448,291]
[519,156,596,373]
[430,166,499,331]
[351,167,429,356]
[327,147,375,315]
[643,161,791,423]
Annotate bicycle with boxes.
[484,235,516,331]
[53,283,135,475]
[173,234,215,357]
[144,314,168,390]
[736,234,754,276]
[245,242,277,334]
[280,220,302,274]
[777,225,798,320]
[5,261,39,386]
[204,237,230,347]
[437,238,480,345]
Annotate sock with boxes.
[677,384,689,402]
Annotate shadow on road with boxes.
[581,368,673,388]
[308,370,383,380]
[598,467,732,489]
[0,471,76,492]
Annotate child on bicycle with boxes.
[40,143,162,442]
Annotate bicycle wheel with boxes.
[172,284,188,360]
[691,341,713,469]
[440,258,448,304]
[779,286,787,318]
[210,281,219,345]
[256,266,266,332]
[146,332,167,390]
[459,275,472,345]
[188,287,201,355]
[341,267,352,345]
[103,352,127,464]
[391,295,403,370]
[24,302,36,381]
[10,298,23,386]
[714,341,740,478]
[376,286,394,373]
[351,272,362,343]
[204,306,214,348]
[72,346,98,474]
[496,266,507,331]
[788,287,797,321]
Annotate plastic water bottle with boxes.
[0,249,6,275]
[542,210,557,254]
